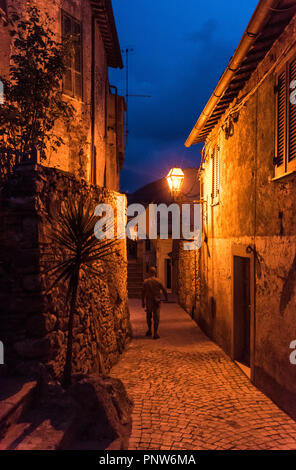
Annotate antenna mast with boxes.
[122,48,151,148]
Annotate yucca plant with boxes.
[46,197,118,388]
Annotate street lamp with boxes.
[166,165,202,319]
[166,166,184,198]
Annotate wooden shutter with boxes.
[288,58,296,170]
[73,21,82,99]
[212,146,219,204]
[276,70,286,169]
[0,0,7,14]
[62,13,83,99]
[62,13,73,96]
[215,146,220,199]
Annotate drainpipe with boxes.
[185,0,280,147]
[109,84,118,142]
[91,15,96,184]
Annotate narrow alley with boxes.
[111,300,296,451]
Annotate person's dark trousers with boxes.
[146,302,160,336]
[146,310,152,332]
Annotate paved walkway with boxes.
[111,300,296,450]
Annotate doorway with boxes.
[233,256,251,369]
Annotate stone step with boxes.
[13,406,77,450]
[128,286,143,292]
[128,280,143,286]
[128,293,142,299]
[127,264,142,270]
[128,290,143,296]
[127,272,143,279]
[128,286,142,292]
[128,277,144,283]
[0,375,132,450]
[128,270,143,276]
[127,280,143,286]
[0,381,77,450]
[0,378,37,448]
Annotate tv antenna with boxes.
[122,48,151,147]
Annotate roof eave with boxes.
[90,0,123,69]
[185,0,282,147]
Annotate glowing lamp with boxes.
[166,166,184,194]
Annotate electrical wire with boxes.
[269,6,296,13]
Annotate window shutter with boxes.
[276,70,286,168]
[288,58,296,162]
[73,21,82,99]
[63,69,73,96]
[74,72,82,98]
[0,0,7,14]
[62,12,83,100]
[212,147,219,203]
[212,152,215,200]
[215,146,219,198]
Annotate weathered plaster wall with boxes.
[154,239,172,290]
[0,164,131,380]
[0,12,10,78]
[197,15,296,411]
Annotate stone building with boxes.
[185,0,296,415]
[127,168,200,309]
[0,0,130,380]
[0,0,125,190]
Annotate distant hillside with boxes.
[128,168,200,205]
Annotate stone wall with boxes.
[196,15,296,414]
[0,163,131,380]
[175,241,200,316]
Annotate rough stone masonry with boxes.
[0,163,131,380]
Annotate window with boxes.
[212,146,220,204]
[0,0,7,22]
[62,12,83,100]
[0,0,7,15]
[275,56,296,177]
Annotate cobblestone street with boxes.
[111,300,296,450]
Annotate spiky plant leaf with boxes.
[46,196,120,388]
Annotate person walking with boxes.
[142,267,168,339]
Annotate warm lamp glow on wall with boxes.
[166,166,184,196]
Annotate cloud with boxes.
[186,19,218,44]
[110,0,258,193]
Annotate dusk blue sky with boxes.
[109,0,259,193]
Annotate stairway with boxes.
[0,378,37,450]
[0,375,130,450]
[0,378,77,450]
[128,260,144,299]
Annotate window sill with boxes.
[0,8,7,23]
[271,169,296,181]
[62,93,84,105]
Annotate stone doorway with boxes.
[233,256,251,367]
[231,245,255,381]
